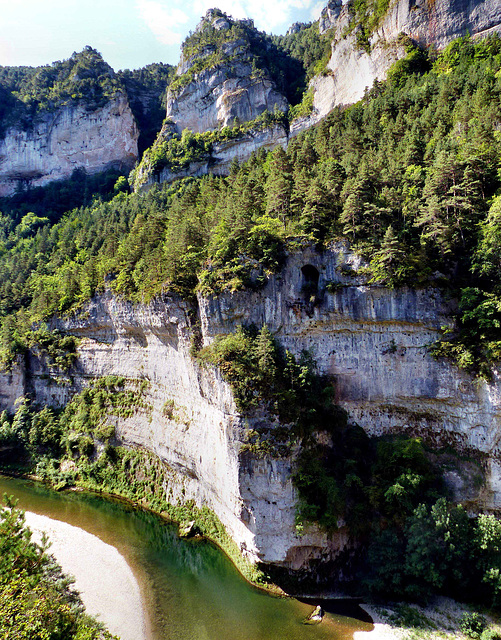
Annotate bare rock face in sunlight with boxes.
[309,0,501,121]
[165,10,288,135]
[0,94,139,197]
[2,244,501,574]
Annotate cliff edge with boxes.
[1,245,499,576]
[0,48,139,196]
[166,9,288,135]
[311,0,501,120]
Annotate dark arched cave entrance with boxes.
[301,264,320,296]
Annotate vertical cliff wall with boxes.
[165,10,288,135]
[311,0,501,120]
[0,245,499,572]
[0,95,139,196]
[18,292,336,569]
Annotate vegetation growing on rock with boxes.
[0,48,123,136]
[116,62,174,154]
[197,325,501,609]
[131,109,288,190]
[0,47,172,155]
[0,385,267,586]
[0,35,500,374]
[0,17,501,619]
[272,21,333,104]
[169,8,303,106]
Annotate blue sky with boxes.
[0,0,325,71]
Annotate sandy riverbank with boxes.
[353,605,403,640]
[24,511,149,640]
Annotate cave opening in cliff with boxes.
[301,264,320,296]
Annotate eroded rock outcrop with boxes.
[1,244,499,574]
[131,9,291,191]
[0,95,139,197]
[311,0,501,120]
[166,10,288,135]
[133,121,288,191]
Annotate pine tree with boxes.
[300,177,330,241]
[253,325,277,386]
[264,147,292,225]
[369,225,408,286]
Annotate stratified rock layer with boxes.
[134,123,289,192]
[0,95,139,196]
[0,244,499,572]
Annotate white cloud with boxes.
[310,0,325,20]
[136,0,189,45]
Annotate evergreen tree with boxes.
[264,147,293,225]
[300,177,331,241]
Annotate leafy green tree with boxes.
[29,407,63,457]
[476,195,501,278]
[476,514,501,606]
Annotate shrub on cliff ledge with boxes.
[198,325,372,529]
[198,325,334,435]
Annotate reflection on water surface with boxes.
[0,475,374,640]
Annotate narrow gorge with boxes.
[0,0,501,613]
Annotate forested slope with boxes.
[0,35,499,377]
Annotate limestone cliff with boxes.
[0,48,140,196]
[310,0,501,121]
[166,9,288,135]
[138,0,501,189]
[132,9,291,191]
[132,120,288,192]
[0,95,139,197]
[1,244,499,573]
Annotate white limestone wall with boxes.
[199,245,501,509]
[0,95,139,196]
[311,0,501,121]
[3,244,501,568]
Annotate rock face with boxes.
[0,95,139,197]
[199,245,501,485]
[132,8,290,191]
[311,0,501,119]
[142,0,501,188]
[167,62,287,134]
[1,244,500,573]
[209,124,288,175]
[134,123,289,191]
[166,10,288,135]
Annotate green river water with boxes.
[0,475,374,640]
